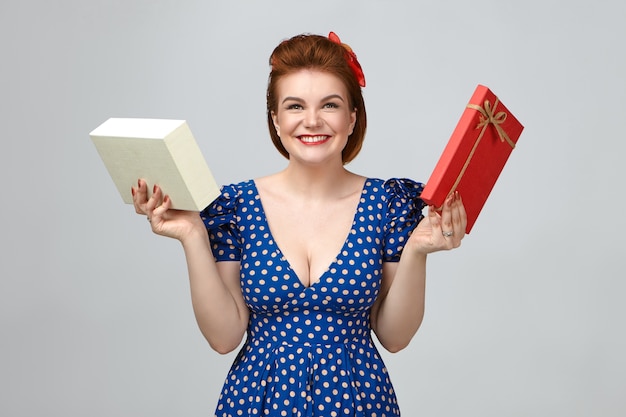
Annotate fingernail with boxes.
[153,184,157,193]
[131,187,135,197]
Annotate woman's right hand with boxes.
[131,179,206,242]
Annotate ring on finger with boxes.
[442,230,453,237]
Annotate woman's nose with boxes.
[303,109,323,128]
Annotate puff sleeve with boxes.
[382,178,426,262]
[200,184,242,262]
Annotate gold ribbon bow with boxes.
[466,99,516,149]
[448,98,515,196]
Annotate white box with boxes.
[90,118,220,211]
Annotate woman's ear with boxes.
[271,111,280,136]
[349,108,357,135]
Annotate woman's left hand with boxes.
[407,191,467,254]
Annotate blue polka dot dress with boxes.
[200,178,425,417]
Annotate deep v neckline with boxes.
[250,179,369,289]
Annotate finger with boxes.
[445,193,467,247]
[427,204,442,231]
[131,186,139,211]
[448,193,461,230]
[453,192,467,224]
[152,194,171,221]
[133,179,149,214]
[146,184,163,213]
[439,193,455,236]
[161,194,172,210]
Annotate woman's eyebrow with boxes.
[321,94,345,102]
[281,94,345,104]
[281,96,303,104]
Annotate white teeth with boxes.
[299,135,328,143]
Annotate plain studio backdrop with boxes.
[1,1,624,416]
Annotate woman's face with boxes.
[271,69,356,166]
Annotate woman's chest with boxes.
[236,206,386,310]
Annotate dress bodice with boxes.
[201,178,425,417]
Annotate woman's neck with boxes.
[269,163,361,201]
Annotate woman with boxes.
[132,32,466,417]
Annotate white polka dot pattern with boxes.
[201,178,425,416]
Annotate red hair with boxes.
[266,34,367,164]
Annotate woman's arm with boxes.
[132,180,248,354]
[181,231,249,354]
[370,255,426,353]
[370,192,466,352]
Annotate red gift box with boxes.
[421,84,524,233]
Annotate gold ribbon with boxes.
[467,98,516,149]
[447,98,516,197]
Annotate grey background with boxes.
[1,0,624,416]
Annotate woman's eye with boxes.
[324,102,339,109]
[286,104,303,110]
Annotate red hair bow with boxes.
[328,32,366,87]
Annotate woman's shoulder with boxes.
[200,179,256,216]
[221,179,255,192]
[215,179,258,200]
[370,177,426,229]
[365,177,424,197]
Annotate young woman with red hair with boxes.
[132,32,466,416]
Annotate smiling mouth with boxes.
[298,135,330,144]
